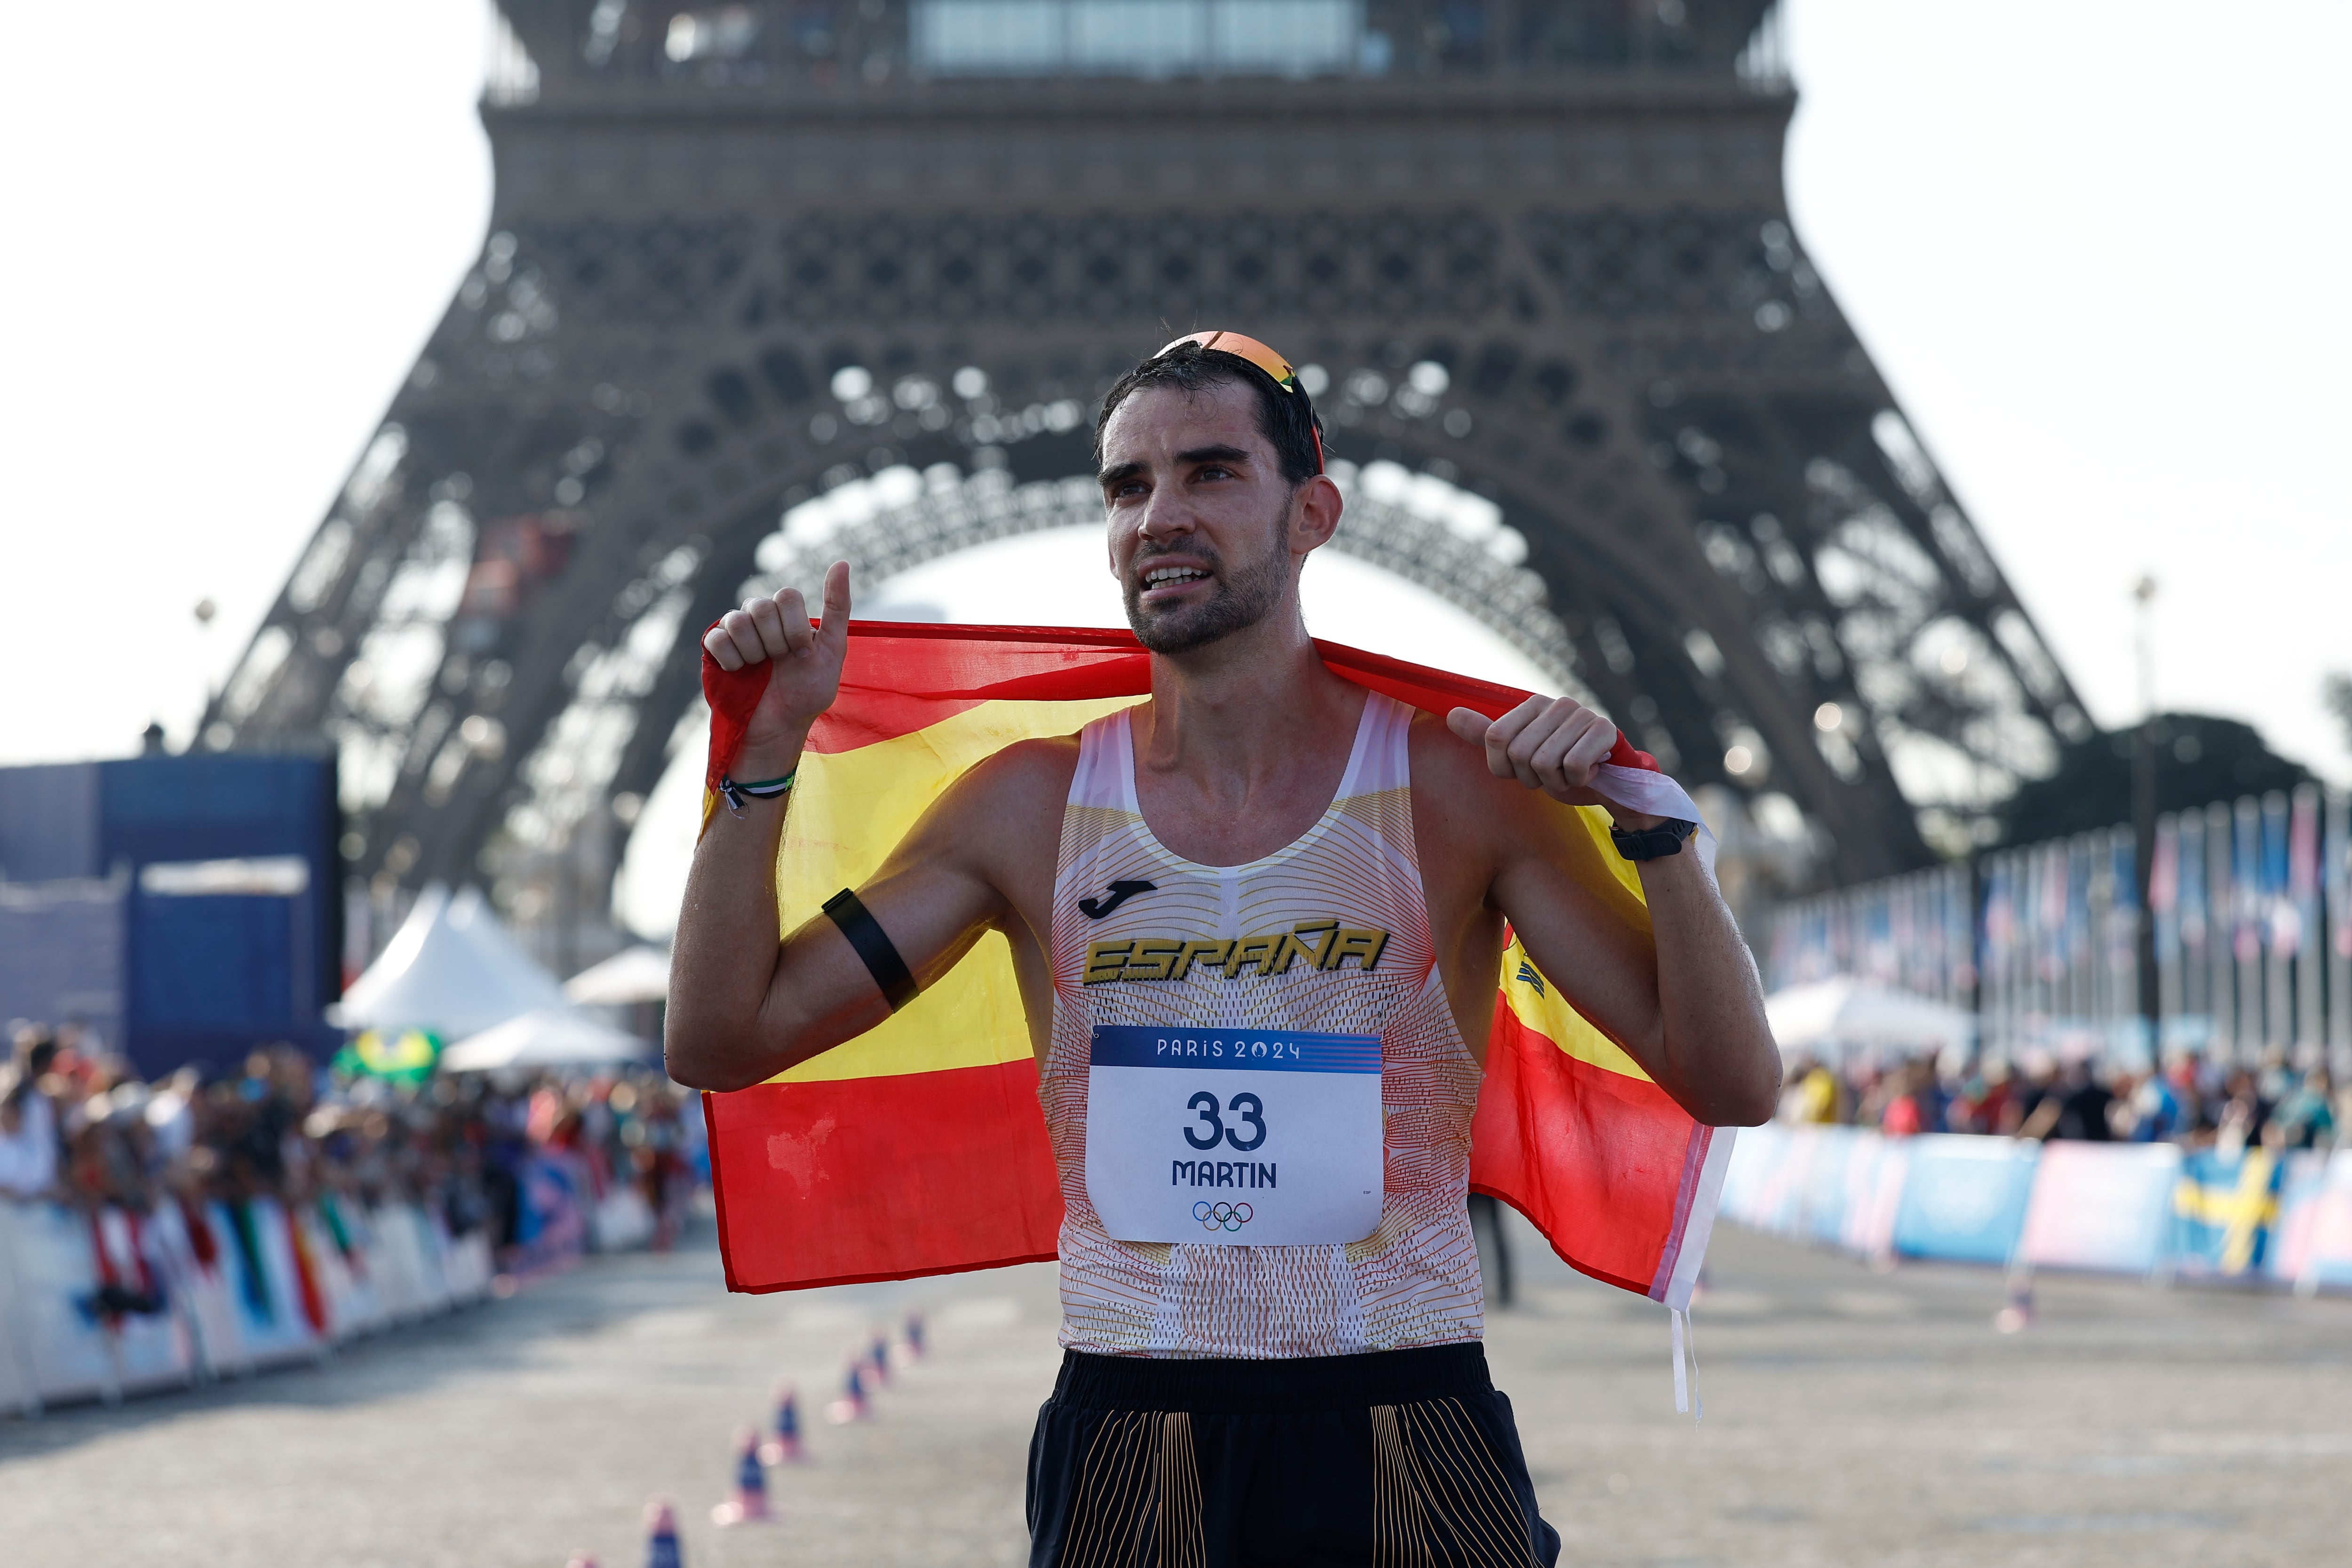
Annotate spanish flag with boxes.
[699,624,1733,1311]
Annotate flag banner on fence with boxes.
[697,621,1732,1308]
[2172,1146,2283,1276]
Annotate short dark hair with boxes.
[1094,340,1326,487]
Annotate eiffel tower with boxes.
[205,0,2084,928]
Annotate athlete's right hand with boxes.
[703,560,851,774]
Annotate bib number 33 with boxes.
[1184,1091,1266,1152]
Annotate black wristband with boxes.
[1610,817,1699,862]
[822,888,918,1011]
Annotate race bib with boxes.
[1084,1024,1384,1246]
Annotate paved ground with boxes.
[3,1208,2350,1566]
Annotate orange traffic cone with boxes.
[758,1382,804,1466]
[643,1497,683,1568]
[711,1425,775,1526]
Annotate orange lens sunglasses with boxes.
[1153,330,1326,473]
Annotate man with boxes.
[669,333,1779,1565]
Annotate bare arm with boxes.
[665,564,1007,1091]
[1446,698,1780,1126]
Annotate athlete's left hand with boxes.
[1447,698,1655,822]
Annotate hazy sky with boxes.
[4,1,2346,790]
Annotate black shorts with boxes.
[1026,1341,1560,1568]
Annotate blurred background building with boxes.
[0,752,342,1075]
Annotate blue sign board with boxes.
[1890,1135,2040,1265]
[0,754,340,1073]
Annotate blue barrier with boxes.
[1837,1135,1907,1257]
[1728,1124,2352,1292]
[1716,1121,1783,1230]
[1796,1126,1858,1246]
[1890,1136,2040,1265]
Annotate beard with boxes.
[1122,509,1294,656]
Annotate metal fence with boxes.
[1766,785,2352,1070]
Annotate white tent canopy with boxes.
[1765,977,1973,1061]
[439,1008,656,1072]
[562,944,671,1006]
[334,883,566,1041]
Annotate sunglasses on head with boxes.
[1153,330,1326,474]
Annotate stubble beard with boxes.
[1123,506,1294,656]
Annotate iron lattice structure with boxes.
[207,0,2086,917]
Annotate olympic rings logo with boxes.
[1192,1201,1254,1233]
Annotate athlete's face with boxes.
[1097,380,1338,655]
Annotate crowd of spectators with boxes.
[1780,1044,2344,1155]
[0,1020,702,1265]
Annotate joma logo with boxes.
[1078,879,1156,919]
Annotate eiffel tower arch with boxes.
[206,0,2085,936]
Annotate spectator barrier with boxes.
[1722,1123,2352,1291]
[0,1148,669,1418]
[0,1023,704,1418]
[0,1194,493,1416]
[2018,1142,2177,1274]
[2273,1153,2352,1293]
[1890,1135,2039,1266]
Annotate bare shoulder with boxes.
[873,732,1081,935]
[1404,708,1522,906]
[967,732,1083,789]
[946,732,1079,817]
[1404,708,1545,836]
[897,732,1081,860]
[1403,707,1629,905]
[1404,706,1496,794]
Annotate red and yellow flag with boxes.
[699,624,1731,1308]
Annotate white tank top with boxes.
[1042,692,1486,1358]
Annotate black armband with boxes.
[1609,817,1699,862]
[822,888,918,1011]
